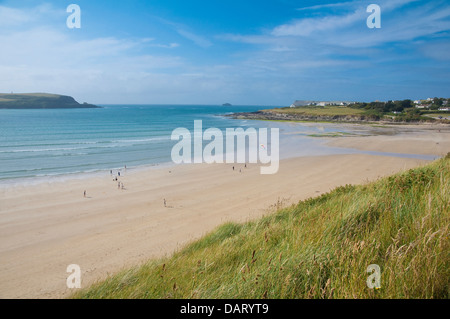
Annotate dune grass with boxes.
[73,155,450,299]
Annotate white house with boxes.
[438,107,450,111]
[289,100,355,107]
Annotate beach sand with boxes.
[325,122,450,156]
[0,124,448,298]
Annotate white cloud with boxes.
[272,0,423,39]
[296,1,356,12]
[155,17,213,48]
[0,3,64,28]
[151,42,180,49]
[0,4,194,103]
[420,41,450,61]
[226,0,450,50]
[271,9,364,37]
[176,28,212,48]
[0,6,30,26]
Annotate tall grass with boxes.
[73,156,449,299]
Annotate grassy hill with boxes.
[73,155,449,299]
[0,93,99,109]
[268,105,366,116]
[228,103,450,123]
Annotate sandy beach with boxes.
[0,123,449,299]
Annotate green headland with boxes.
[0,93,100,109]
[227,98,450,124]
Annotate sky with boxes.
[0,0,449,105]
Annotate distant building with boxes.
[413,100,420,104]
[415,105,428,109]
[438,107,450,111]
[442,100,448,106]
[289,100,354,107]
[290,100,316,107]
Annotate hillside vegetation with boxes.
[73,156,449,299]
[268,106,366,116]
[0,93,99,109]
[227,98,450,123]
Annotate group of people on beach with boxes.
[232,163,248,173]
[111,166,126,190]
[83,163,248,208]
[83,165,127,198]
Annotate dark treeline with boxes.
[351,98,446,112]
[349,98,448,121]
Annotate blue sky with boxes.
[0,0,449,105]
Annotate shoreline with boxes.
[0,148,438,190]
[0,124,449,298]
[0,161,176,189]
[1,121,446,187]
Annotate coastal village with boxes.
[290,98,449,111]
[287,97,450,121]
[290,100,356,107]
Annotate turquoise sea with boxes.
[0,104,437,183]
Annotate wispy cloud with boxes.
[273,0,425,39]
[215,0,450,102]
[0,3,64,28]
[156,17,213,48]
[0,6,30,26]
[0,4,192,103]
[271,8,364,37]
[226,0,450,49]
[176,28,212,48]
[151,42,180,49]
[295,1,356,12]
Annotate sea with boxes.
[0,104,438,184]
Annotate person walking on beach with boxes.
[164,198,167,207]
[118,182,120,189]
[83,190,86,198]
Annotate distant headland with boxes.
[225,97,450,124]
[0,93,100,109]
